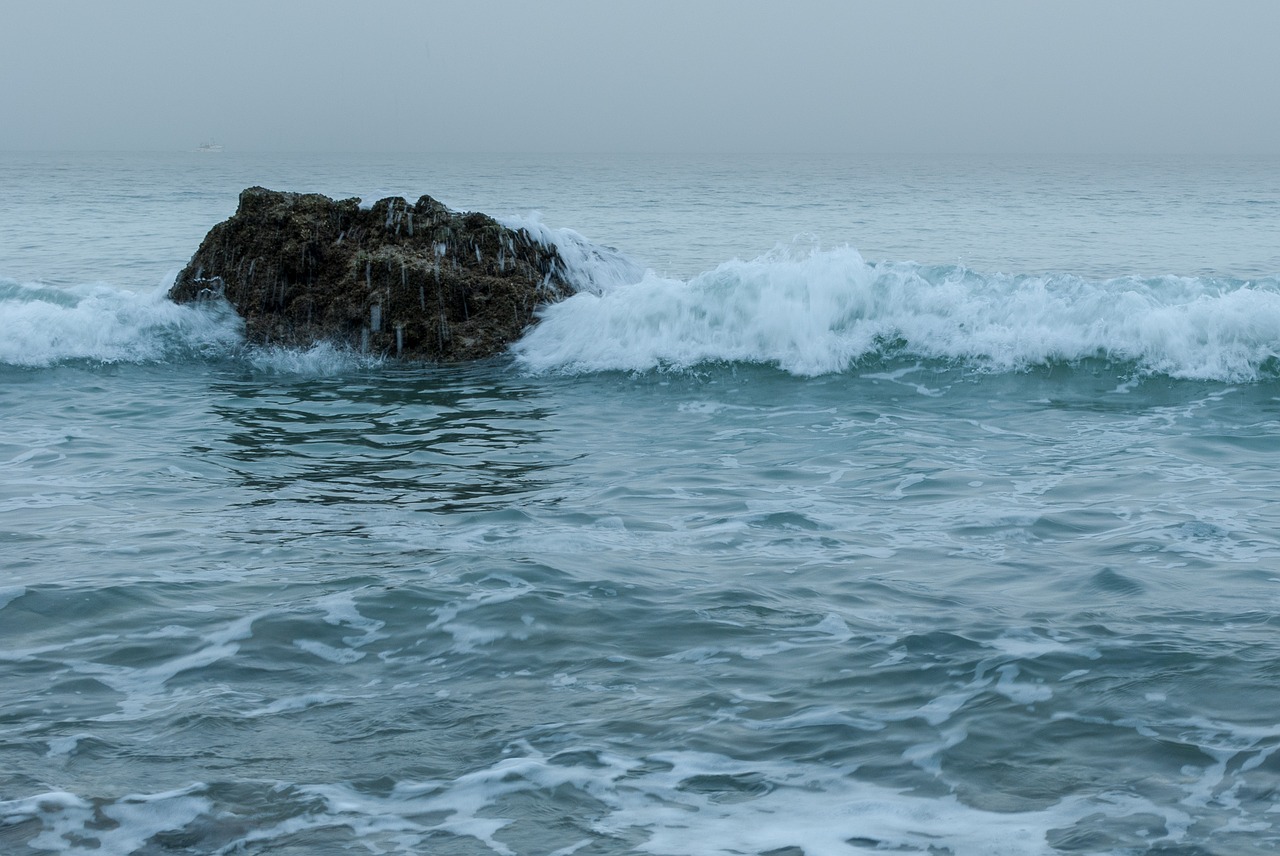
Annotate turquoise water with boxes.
[3,152,1280,855]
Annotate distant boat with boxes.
[196,141,224,153]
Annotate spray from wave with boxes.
[7,233,1280,382]
[498,212,646,293]
[514,245,1280,381]
[0,279,243,368]
[0,280,390,374]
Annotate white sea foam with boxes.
[988,628,1101,661]
[498,213,647,294]
[0,785,210,856]
[243,692,349,717]
[514,246,1280,380]
[45,733,91,759]
[293,639,366,663]
[315,590,388,648]
[65,611,263,721]
[426,575,537,654]
[994,664,1053,704]
[0,277,386,374]
[195,747,1193,856]
[11,241,1280,381]
[0,279,242,367]
[244,340,386,374]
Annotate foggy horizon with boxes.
[4,0,1280,156]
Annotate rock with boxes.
[167,186,573,361]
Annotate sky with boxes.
[3,0,1279,154]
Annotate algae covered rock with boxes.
[168,186,573,361]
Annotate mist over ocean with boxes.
[3,150,1280,855]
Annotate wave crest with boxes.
[0,279,243,368]
[513,246,1280,381]
[8,242,1280,382]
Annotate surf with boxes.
[514,244,1280,382]
[6,236,1280,383]
[0,278,242,369]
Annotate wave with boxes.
[0,279,387,374]
[0,213,643,374]
[0,279,243,368]
[7,237,1280,382]
[514,245,1280,381]
[498,212,647,293]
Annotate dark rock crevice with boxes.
[168,186,573,361]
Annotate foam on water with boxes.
[498,213,647,294]
[0,785,210,856]
[9,233,1280,382]
[0,748,1199,855]
[0,277,393,374]
[62,611,264,722]
[0,279,242,368]
[514,245,1280,381]
[243,340,386,374]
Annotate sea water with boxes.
[2,151,1280,855]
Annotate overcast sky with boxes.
[3,0,1278,154]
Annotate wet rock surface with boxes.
[168,186,573,361]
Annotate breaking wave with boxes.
[0,279,384,374]
[0,279,242,368]
[515,245,1280,381]
[7,236,1280,382]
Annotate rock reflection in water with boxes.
[207,363,562,513]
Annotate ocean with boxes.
[2,150,1280,855]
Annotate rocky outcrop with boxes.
[167,186,573,361]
